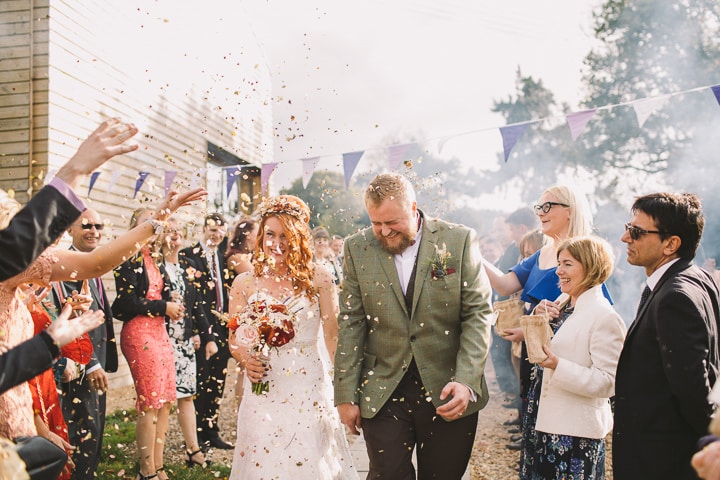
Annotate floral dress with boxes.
[519,304,606,480]
[164,261,196,398]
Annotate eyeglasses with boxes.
[624,223,667,241]
[533,201,569,214]
[79,223,104,231]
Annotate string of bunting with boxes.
[71,83,720,198]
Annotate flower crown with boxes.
[256,195,310,223]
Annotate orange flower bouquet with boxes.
[217,299,298,395]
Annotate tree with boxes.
[280,171,368,237]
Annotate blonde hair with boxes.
[365,173,416,209]
[556,235,614,293]
[543,185,593,238]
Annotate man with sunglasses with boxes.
[53,208,118,480]
[613,192,720,480]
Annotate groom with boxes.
[334,172,493,479]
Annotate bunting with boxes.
[342,151,365,188]
[499,124,530,162]
[43,83,720,197]
[88,171,101,197]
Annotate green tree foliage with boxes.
[280,171,368,237]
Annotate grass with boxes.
[96,409,232,479]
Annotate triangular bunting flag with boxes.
[499,124,530,162]
[164,170,177,195]
[261,163,278,195]
[107,170,122,193]
[133,172,150,199]
[711,85,720,106]
[225,166,240,197]
[633,96,670,128]
[388,143,413,170]
[88,172,101,197]
[342,151,364,188]
[437,136,450,155]
[566,109,597,141]
[301,157,320,189]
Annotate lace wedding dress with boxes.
[230,292,358,480]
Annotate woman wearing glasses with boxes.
[482,184,595,478]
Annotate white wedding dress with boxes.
[230,292,358,480]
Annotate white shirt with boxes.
[394,214,423,295]
[646,258,681,291]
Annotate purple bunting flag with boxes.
[711,85,720,107]
[342,151,365,188]
[225,166,240,197]
[261,163,278,195]
[499,124,530,162]
[566,109,597,141]
[133,172,150,199]
[88,171,101,197]
[164,170,177,196]
[388,143,413,170]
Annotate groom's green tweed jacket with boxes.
[334,214,494,419]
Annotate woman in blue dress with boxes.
[482,184,595,478]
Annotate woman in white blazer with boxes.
[524,236,626,479]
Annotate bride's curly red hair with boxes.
[252,195,315,301]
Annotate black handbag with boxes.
[13,436,68,480]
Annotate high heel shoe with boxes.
[136,473,157,480]
[185,449,210,468]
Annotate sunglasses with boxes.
[624,223,667,241]
[533,201,569,214]
[79,223,104,231]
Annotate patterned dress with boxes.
[119,250,176,411]
[164,261,196,398]
[519,304,606,480]
[0,250,55,438]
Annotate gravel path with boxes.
[106,358,613,479]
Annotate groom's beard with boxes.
[376,230,415,255]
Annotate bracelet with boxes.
[147,218,166,235]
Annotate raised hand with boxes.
[46,305,104,348]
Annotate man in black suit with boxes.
[180,213,233,450]
[613,192,720,480]
[0,118,138,282]
[53,208,118,480]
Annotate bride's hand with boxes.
[245,356,267,383]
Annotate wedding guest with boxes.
[312,226,341,285]
[228,195,357,479]
[526,236,626,478]
[330,234,345,284]
[481,184,595,472]
[53,208,118,480]
[0,118,138,282]
[335,173,494,479]
[180,213,233,450]
[0,188,205,446]
[613,192,720,480]
[224,217,258,405]
[160,219,213,469]
[112,208,187,480]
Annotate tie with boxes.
[211,252,223,312]
[636,285,651,317]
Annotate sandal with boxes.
[185,449,210,468]
[156,466,168,480]
[136,473,157,480]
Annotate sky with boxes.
[236,0,603,192]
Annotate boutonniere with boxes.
[430,243,455,279]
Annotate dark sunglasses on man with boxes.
[624,222,667,241]
[79,223,104,231]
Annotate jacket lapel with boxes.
[409,219,437,319]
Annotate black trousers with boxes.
[61,375,106,480]
[195,343,231,440]
[362,366,478,479]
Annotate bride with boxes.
[227,195,358,480]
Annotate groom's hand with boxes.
[436,382,471,421]
[337,403,362,435]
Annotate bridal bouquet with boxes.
[216,298,299,395]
